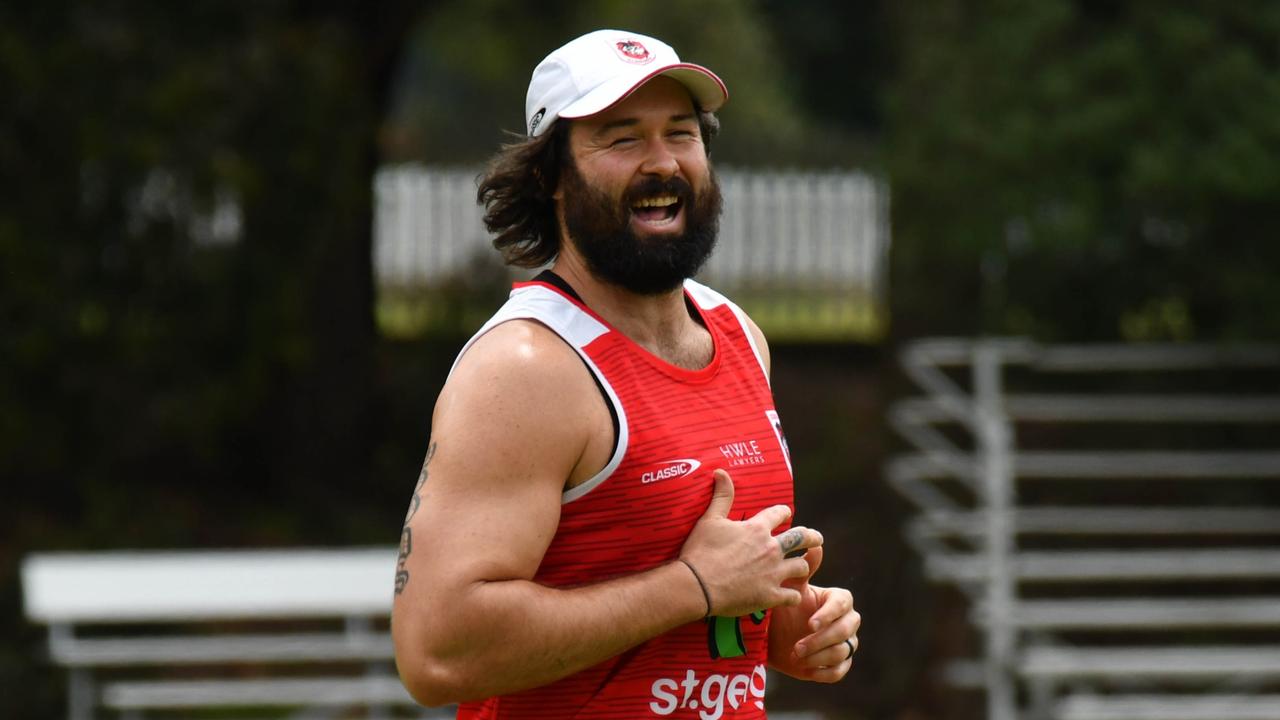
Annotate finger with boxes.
[782,557,813,581]
[797,638,856,667]
[775,526,823,556]
[802,545,824,580]
[701,469,735,520]
[807,587,854,632]
[749,503,792,530]
[770,586,804,608]
[800,654,852,684]
[799,609,860,656]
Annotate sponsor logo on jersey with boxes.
[641,458,701,484]
[718,439,766,467]
[765,409,792,476]
[649,665,767,719]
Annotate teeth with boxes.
[634,195,678,208]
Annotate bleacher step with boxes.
[1022,646,1280,680]
[929,549,1280,583]
[914,507,1280,537]
[1003,598,1280,629]
[1055,693,1280,720]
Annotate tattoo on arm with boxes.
[395,527,412,594]
[395,442,437,595]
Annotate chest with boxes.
[536,334,794,582]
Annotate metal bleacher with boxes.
[888,339,1280,720]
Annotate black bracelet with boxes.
[678,558,713,618]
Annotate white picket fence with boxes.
[373,164,889,303]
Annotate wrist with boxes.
[673,558,713,620]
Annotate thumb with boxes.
[802,544,824,581]
[702,469,735,520]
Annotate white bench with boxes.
[21,547,449,720]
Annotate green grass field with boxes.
[377,285,886,344]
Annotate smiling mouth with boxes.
[631,194,683,227]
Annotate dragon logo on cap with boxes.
[615,39,654,64]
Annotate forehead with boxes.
[574,76,697,133]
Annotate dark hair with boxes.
[477,110,720,268]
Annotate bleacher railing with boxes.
[889,339,1280,720]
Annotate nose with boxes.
[638,140,679,179]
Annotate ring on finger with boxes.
[843,638,855,661]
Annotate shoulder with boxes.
[738,311,771,376]
[437,314,615,491]
[683,280,772,377]
[442,318,596,413]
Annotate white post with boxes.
[347,616,389,720]
[974,342,1017,720]
[49,624,93,720]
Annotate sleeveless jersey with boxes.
[453,277,794,720]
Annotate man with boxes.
[392,29,860,719]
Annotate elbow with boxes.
[393,616,474,706]
[397,653,466,707]
[394,583,508,705]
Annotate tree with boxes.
[380,0,831,166]
[1,3,421,711]
[888,0,1280,341]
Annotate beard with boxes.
[560,160,722,296]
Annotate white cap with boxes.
[525,29,728,137]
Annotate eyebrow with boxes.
[592,113,699,138]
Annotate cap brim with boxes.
[559,62,728,120]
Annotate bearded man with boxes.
[391,29,860,719]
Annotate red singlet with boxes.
[453,277,794,720]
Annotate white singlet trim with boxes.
[683,279,770,387]
[448,284,629,504]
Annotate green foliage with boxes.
[0,4,426,712]
[888,0,1280,340]
[381,0,860,166]
[0,1,387,549]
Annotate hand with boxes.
[678,469,824,618]
[767,545,860,683]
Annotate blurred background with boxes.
[4,1,1279,718]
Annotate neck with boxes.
[550,252,711,370]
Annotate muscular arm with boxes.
[391,321,708,705]
[392,315,824,705]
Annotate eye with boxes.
[609,136,638,148]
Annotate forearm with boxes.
[394,560,705,705]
